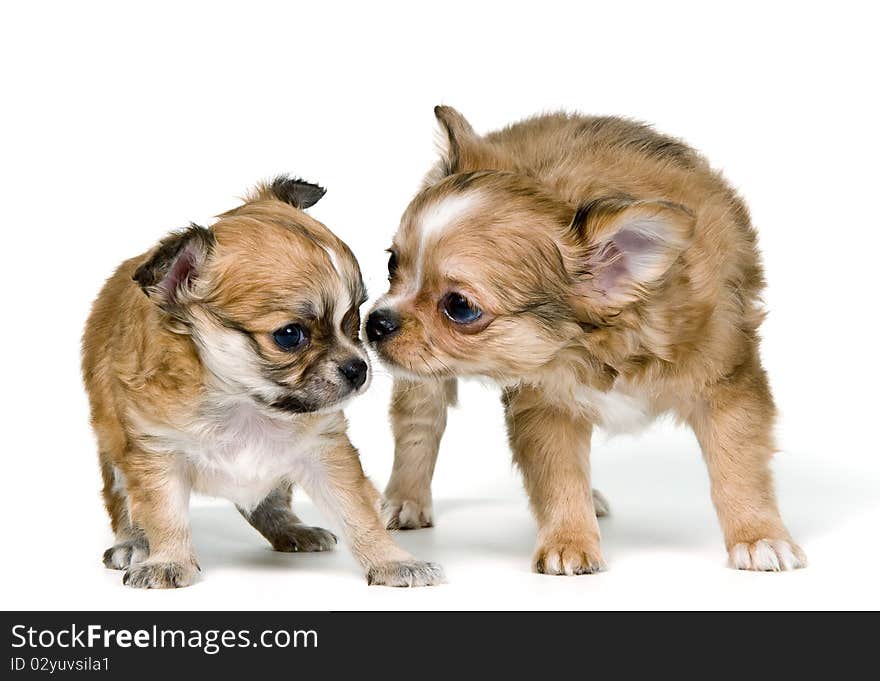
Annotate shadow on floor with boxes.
[186,450,879,571]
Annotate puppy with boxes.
[367,106,805,574]
[82,176,443,588]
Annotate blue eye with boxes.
[272,324,306,350]
[387,250,398,280]
[442,293,482,324]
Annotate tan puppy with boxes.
[82,176,443,588]
[366,107,805,574]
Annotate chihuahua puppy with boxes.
[82,176,443,588]
[367,107,805,575]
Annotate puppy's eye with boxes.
[387,250,398,281]
[272,324,307,351]
[442,293,482,324]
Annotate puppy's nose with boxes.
[366,309,400,342]
[339,358,368,389]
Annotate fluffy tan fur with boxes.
[83,178,443,588]
[368,107,804,573]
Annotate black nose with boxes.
[339,358,368,389]
[366,308,400,342]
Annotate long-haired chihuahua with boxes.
[83,177,443,588]
[367,107,804,575]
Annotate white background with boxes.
[1,1,878,610]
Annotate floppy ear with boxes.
[568,197,694,308]
[434,105,482,175]
[132,224,214,309]
[267,175,326,209]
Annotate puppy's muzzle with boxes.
[366,308,400,343]
[338,358,368,390]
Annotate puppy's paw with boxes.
[382,497,433,530]
[271,524,337,553]
[729,539,806,572]
[592,488,610,518]
[122,561,198,589]
[366,560,445,587]
[534,538,605,576]
[102,538,149,570]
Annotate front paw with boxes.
[534,537,605,576]
[729,539,806,572]
[382,496,433,530]
[123,560,198,589]
[271,524,337,553]
[366,560,445,587]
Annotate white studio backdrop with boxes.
[1,1,878,610]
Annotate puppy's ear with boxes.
[267,175,327,209]
[568,198,694,308]
[133,224,214,309]
[434,105,482,175]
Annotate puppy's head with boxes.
[134,176,370,415]
[366,109,694,382]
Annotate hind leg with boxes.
[238,482,337,553]
[690,359,805,571]
[98,441,150,570]
[89,391,148,571]
[99,459,149,569]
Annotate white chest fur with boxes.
[134,398,333,509]
[574,382,655,434]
